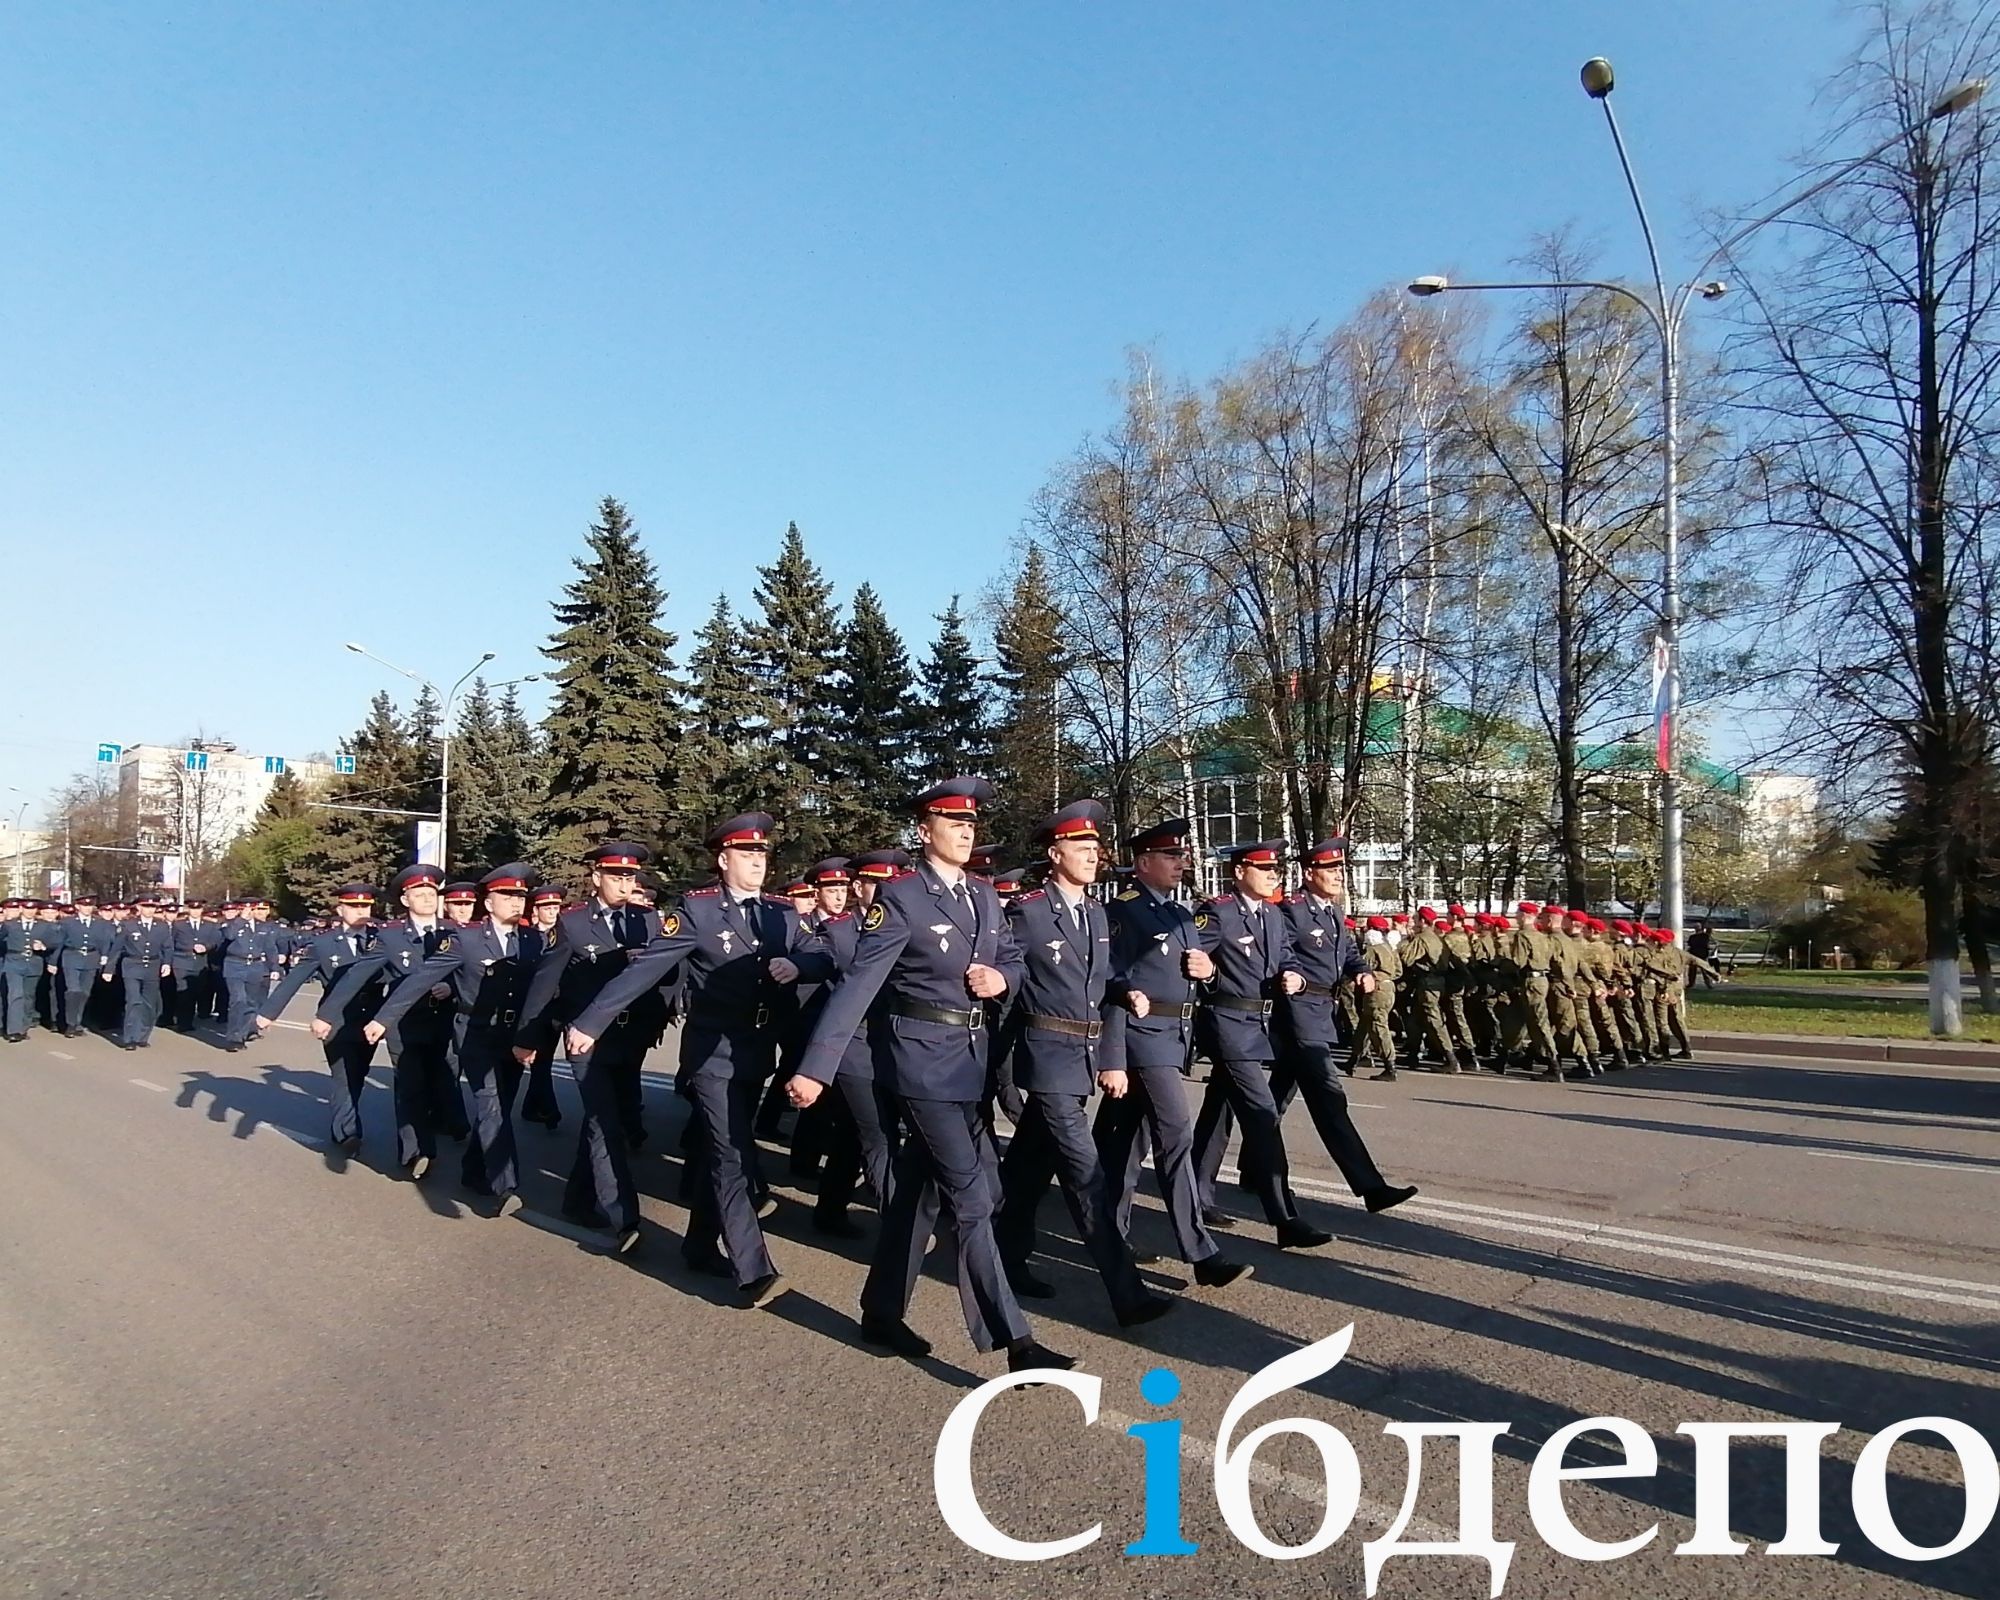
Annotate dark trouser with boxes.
[457,1023,523,1196]
[324,1025,378,1146]
[2,959,36,1035]
[205,963,227,1018]
[816,1072,897,1219]
[172,966,213,1031]
[862,1095,1029,1353]
[223,963,269,1044]
[59,958,103,1031]
[1260,1042,1387,1195]
[613,1051,647,1140]
[1095,1061,1218,1264]
[119,959,162,1045]
[684,1073,776,1285]
[519,1039,561,1125]
[563,1037,641,1232]
[1190,1058,1298,1225]
[391,1027,463,1168]
[996,1088,1152,1315]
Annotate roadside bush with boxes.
[1772,884,1925,969]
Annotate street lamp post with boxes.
[345,645,538,871]
[1408,59,1985,940]
[5,790,28,898]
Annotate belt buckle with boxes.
[615,1010,631,1027]
[754,1006,770,1029]
[966,1011,982,1032]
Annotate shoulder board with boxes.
[824,911,855,923]
[891,866,917,879]
[688,886,720,898]
[1115,887,1140,901]
[1197,897,1226,912]
[1016,889,1047,903]
[761,894,792,906]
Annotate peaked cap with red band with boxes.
[587,840,652,870]
[1034,798,1108,848]
[850,847,913,881]
[1304,836,1349,867]
[1223,839,1287,868]
[481,863,535,894]
[704,812,775,852]
[915,776,996,821]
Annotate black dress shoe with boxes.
[1006,1266,1057,1300]
[1364,1184,1419,1214]
[742,1271,786,1309]
[1194,1256,1254,1289]
[682,1248,732,1277]
[1276,1220,1334,1250]
[860,1316,933,1359]
[336,1135,361,1157]
[1368,1068,1398,1081]
[755,1195,779,1220]
[1115,1293,1176,1329]
[614,1225,643,1256]
[812,1212,864,1239]
[1006,1339,1076,1374]
[1200,1207,1237,1231]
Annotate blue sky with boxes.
[1,1,1858,812]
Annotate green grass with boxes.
[1690,989,2000,1043]
[1724,967,1926,985]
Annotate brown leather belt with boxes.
[1026,1013,1102,1040]
[1299,980,1338,998]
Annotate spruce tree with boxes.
[214,770,315,914]
[988,547,1070,848]
[742,522,843,871]
[537,496,683,866]
[449,679,541,871]
[913,596,992,784]
[670,595,764,881]
[828,583,917,850]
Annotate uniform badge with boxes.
[437,936,453,953]
[863,905,886,933]
[1310,928,1326,945]
[662,913,680,937]
[1194,912,1211,930]
[1046,939,1064,965]
[719,929,735,954]
[930,923,953,953]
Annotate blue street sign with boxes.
[96,742,122,763]
[184,750,208,773]
[334,754,357,775]
[263,755,286,775]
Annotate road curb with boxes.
[1691,1030,2000,1069]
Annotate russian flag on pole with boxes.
[1650,633,1673,773]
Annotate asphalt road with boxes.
[2,1011,1995,1600]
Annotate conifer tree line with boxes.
[234,499,1008,909]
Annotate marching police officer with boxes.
[566,815,832,1306]
[219,897,286,1051]
[1188,841,1333,1250]
[809,848,908,1236]
[340,864,467,1176]
[781,857,856,1183]
[992,801,1174,1327]
[1093,820,1253,1286]
[791,778,1071,1373]
[115,897,175,1050]
[256,884,390,1154]
[512,842,661,1255]
[168,900,222,1033]
[369,864,542,1214]
[1,900,45,1041]
[517,885,566,1128]
[51,894,121,1037]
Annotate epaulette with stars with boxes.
[1014,889,1047,903]
[686,886,721,899]
[1115,887,1140,901]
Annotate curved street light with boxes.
[344,644,503,871]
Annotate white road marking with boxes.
[1805,1148,2000,1176]
[48,1051,73,1060]
[1257,1172,2000,1312]
[129,1078,168,1092]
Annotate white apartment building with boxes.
[114,742,332,879]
